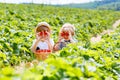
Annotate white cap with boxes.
[37,22,50,28]
[35,22,51,33]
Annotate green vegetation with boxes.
[0,3,120,80]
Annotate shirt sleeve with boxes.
[50,39,54,47]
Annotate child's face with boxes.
[37,26,50,39]
[61,31,70,40]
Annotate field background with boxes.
[0,3,120,80]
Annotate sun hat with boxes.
[35,22,51,33]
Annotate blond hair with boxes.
[60,23,75,36]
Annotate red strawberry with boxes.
[39,32,43,36]
[43,49,47,52]
[65,32,69,36]
[47,50,51,52]
[61,33,65,36]
[44,31,47,35]
[40,49,43,52]
[36,50,40,53]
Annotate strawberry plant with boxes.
[0,3,120,80]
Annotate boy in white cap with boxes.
[31,22,54,60]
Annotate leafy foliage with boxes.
[0,3,120,80]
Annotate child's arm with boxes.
[31,38,40,53]
[58,35,64,42]
[70,38,75,43]
[31,32,40,53]
[45,32,54,51]
[45,39,53,50]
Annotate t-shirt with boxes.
[32,39,54,50]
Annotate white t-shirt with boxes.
[32,39,54,50]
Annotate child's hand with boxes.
[36,33,41,40]
[36,31,50,41]
[36,33,40,39]
[58,36,64,42]
[36,32,45,41]
[44,31,50,41]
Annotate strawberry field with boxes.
[0,3,120,80]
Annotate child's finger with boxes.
[46,31,49,36]
[41,31,43,36]
[36,34,40,39]
[46,32,50,38]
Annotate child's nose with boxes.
[42,31,45,36]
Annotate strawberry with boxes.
[39,32,43,36]
[44,31,47,35]
[43,49,47,52]
[61,33,65,36]
[40,49,43,52]
[47,50,51,52]
[65,32,69,36]
[61,32,69,36]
